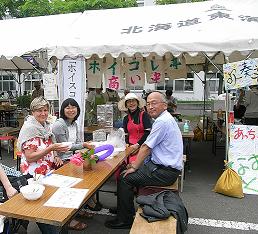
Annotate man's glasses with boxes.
[146,101,165,108]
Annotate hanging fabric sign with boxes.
[58,57,86,139]
[223,58,258,90]
[125,57,145,88]
[165,55,187,80]
[145,57,165,84]
[104,57,124,90]
[87,58,103,88]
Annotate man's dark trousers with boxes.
[117,161,180,223]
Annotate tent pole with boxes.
[201,52,223,74]
[225,90,229,161]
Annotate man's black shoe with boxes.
[105,219,132,229]
[108,207,117,214]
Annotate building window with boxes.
[206,72,220,92]
[0,74,16,92]
[174,78,194,92]
[156,78,173,91]
[24,73,42,94]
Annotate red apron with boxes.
[127,111,144,162]
[114,111,145,180]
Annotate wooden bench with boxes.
[130,207,176,234]
[130,155,187,234]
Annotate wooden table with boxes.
[0,147,134,228]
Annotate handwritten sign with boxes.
[223,58,258,90]
[228,124,258,195]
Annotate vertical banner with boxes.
[86,58,103,88]
[145,57,165,84]
[58,57,86,139]
[165,55,187,79]
[125,57,145,88]
[228,124,258,195]
[104,57,124,90]
[223,58,258,90]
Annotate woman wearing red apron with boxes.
[118,93,152,166]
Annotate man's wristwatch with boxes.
[128,163,137,170]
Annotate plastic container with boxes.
[183,121,190,133]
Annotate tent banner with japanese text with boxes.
[58,57,86,139]
[228,124,258,195]
[145,56,165,84]
[223,58,258,90]
[103,57,124,90]
[87,58,103,88]
[165,55,187,80]
[125,57,145,88]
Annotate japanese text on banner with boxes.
[223,58,258,90]
[228,124,258,195]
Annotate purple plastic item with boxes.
[94,144,114,161]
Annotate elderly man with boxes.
[105,91,183,229]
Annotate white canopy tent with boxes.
[0,0,257,141]
[0,0,257,61]
[47,0,258,60]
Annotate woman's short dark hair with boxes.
[60,98,80,123]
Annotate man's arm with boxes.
[123,144,151,177]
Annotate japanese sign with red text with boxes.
[228,124,258,195]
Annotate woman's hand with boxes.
[83,141,95,150]
[51,143,69,152]
[54,156,63,167]
[6,186,18,199]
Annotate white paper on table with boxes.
[41,174,83,187]
[44,187,89,209]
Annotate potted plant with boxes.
[70,149,99,170]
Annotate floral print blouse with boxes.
[20,137,55,176]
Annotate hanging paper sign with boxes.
[125,57,145,88]
[87,58,103,88]
[228,124,258,195]
[43,73,58,100]
[58,57,86,139]
[145,57,165,84]
[165,55,187,79]
[223,58,258,90]
[104,57,123,90]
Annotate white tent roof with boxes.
[0,12,82,59]
[0,0,258,60]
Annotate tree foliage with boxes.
[0,0,137,19]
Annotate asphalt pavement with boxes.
[1,139,258,234]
